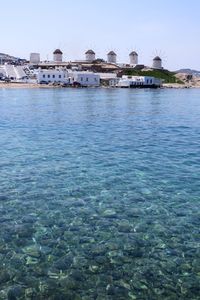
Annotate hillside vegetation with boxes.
[123,69,183,84]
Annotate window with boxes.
[86,78,89,81]
[43,74,45,78]
[94,78,97,81]
[59,75,61,79]
[48,75,50,78]
[147,79,149,84]
[52,75,55,78]
[81,77,83,81]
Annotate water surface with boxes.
[0,88,200,299]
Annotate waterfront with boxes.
[0,88,200,299]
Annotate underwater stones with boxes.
[10,254,25,269]
[70,270,84,281]
[96,219,114,229]
[38,282,51,297]
[192,259,200,273]
[52,248,67,258]
[118,280,131,291]
[23,245,41,258]
[117,220,131,233]
[0,243,8,254]
[73,256,88,268]
[15,238,28,247]
[95,255,108,265]
[141,188,152,195]
[55,291,81,300]
[0,290,7,300]
[108,249,123,258]
[25,287,37,299]
[133,222,149,233]
[69,225,81,232]
[47,269,62,279]
[7,285,23,300]
[0,269,10,284]
[90,244,107,256]
[102,209,117,218]
[155,241,167,250]
[180,276,200,297]
[79,236,95,244]
[26,256,39,265]
[40,245,52,255]
[109,255,126,266]
[21,215,37,224]
[53,254,73,271]
[106,284,129,298]
[175,209,187,217]
[14,224,35,238]
[131,279,149,292]
[127,208,143,218]
[88,265,99,273]
[128,292,137,300]
[63,230,75,241]
[106,241,120,251]
[59,277,80,290]
[0,195,9,201]
[72,199,86,207]
[124,247,143,258]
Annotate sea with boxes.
[0,87,200,300]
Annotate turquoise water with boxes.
[0,88,200,300]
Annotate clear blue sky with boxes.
[1,0,200,70]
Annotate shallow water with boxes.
[0,88,200,299]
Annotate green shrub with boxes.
[123,69,184,84]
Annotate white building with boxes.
[37,68,69,84]
[53,49,63,62]
[107,51,117,64]
[68,71,100,87]
[1,64,31,81]
[30,53,40,64]
[96,72,118,86]
[152,56,162,69]
[129,51,138,65]
[85,50,95,62]
[117,75,162,88]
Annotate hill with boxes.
[0,52,26,64]
[175,69,200,77]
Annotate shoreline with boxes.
[0,82,60,89]
[0,82,200,89]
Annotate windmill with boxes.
[151,49,167,69]
[128,44,141,65]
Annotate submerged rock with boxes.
[127,208,143,217]
[102,209,117,218]
[14,224,35,238]
[23,245,41,258]
[106,284,129,297]
[53,254,73,271]
[0,195,9,201]
[118,220,131,232]
[7,285,23,300]
[0,269,10,284]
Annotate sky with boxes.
[1,0,200,70]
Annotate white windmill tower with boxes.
[129,51,138,65]
[85,49,96,62]
[107,51,117,64]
